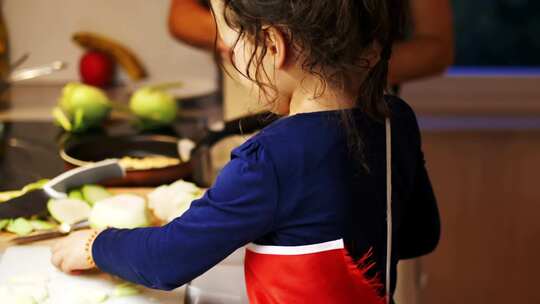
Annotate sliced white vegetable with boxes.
[0,284,44,304]
[0,285,11,300]
[62,286,109,304]
[0,179,48,203]
[82,289,108,303]
[21,179,49,193]
[0,218,9,230]
[112,282,140,297]
[169,179,202,193]
[148,180,203,223]
[6,218,34,236]
[8,284,48,303]
[81,185,111,206]
[68,189,84,201]
[0,190,23,202]
[8,274,49,285]
[29,220,56,231]
[12,295,37,304]
[47,199,91,224]
[89,194,149,229]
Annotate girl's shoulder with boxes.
[385,95,422,145]
[386,95,418,122]
[229,95,422,171]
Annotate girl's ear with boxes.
[265,27,287,69]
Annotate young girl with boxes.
[52,0,440,303]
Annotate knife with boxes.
[0,159,125,219]
[11,219,90,244]
[8,61,66,82]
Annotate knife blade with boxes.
[0,159,125,219]
[11,220,90,244]
[8,61,66,82]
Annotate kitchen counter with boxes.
[0,83,222,122]
[3,82,540,304]
[0,83,224,303]
[0,83,223,190]
[0,228,186,303]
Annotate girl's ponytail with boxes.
[342,44,393,175]
[358,45,393,120]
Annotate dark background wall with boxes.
[452,0,540,66]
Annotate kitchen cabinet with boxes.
[419,128,540,303]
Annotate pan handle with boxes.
[190,112,280,187]
[195,112,280,150]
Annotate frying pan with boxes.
[60,113,279,187]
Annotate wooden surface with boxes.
[402,76,540,115]
[419,130,540,304]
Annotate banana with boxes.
[72,32,147,81]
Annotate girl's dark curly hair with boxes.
[216,0,407,173]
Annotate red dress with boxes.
[244,239,385,304]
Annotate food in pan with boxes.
[118,155,181,170]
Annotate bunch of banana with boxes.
[72,31,147,81]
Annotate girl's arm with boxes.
[398,149,440,259]
[92,141,278,290]
[396,99,441,259]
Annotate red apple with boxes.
[79,51,115,87]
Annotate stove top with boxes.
[0,117,208,191]
[0,122,62,190]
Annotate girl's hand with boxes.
[51,229,99,274]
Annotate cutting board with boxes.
[0,246,184,303]
[0,188,185,303]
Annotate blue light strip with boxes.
[447,66,540,77]
[418,116,540,131]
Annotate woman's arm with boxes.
[388,0,454,85]
[168,0,216,50]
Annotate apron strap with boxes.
[385,117,392,304]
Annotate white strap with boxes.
[385,117,392,304]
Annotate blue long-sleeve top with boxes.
[92,96,439,292]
